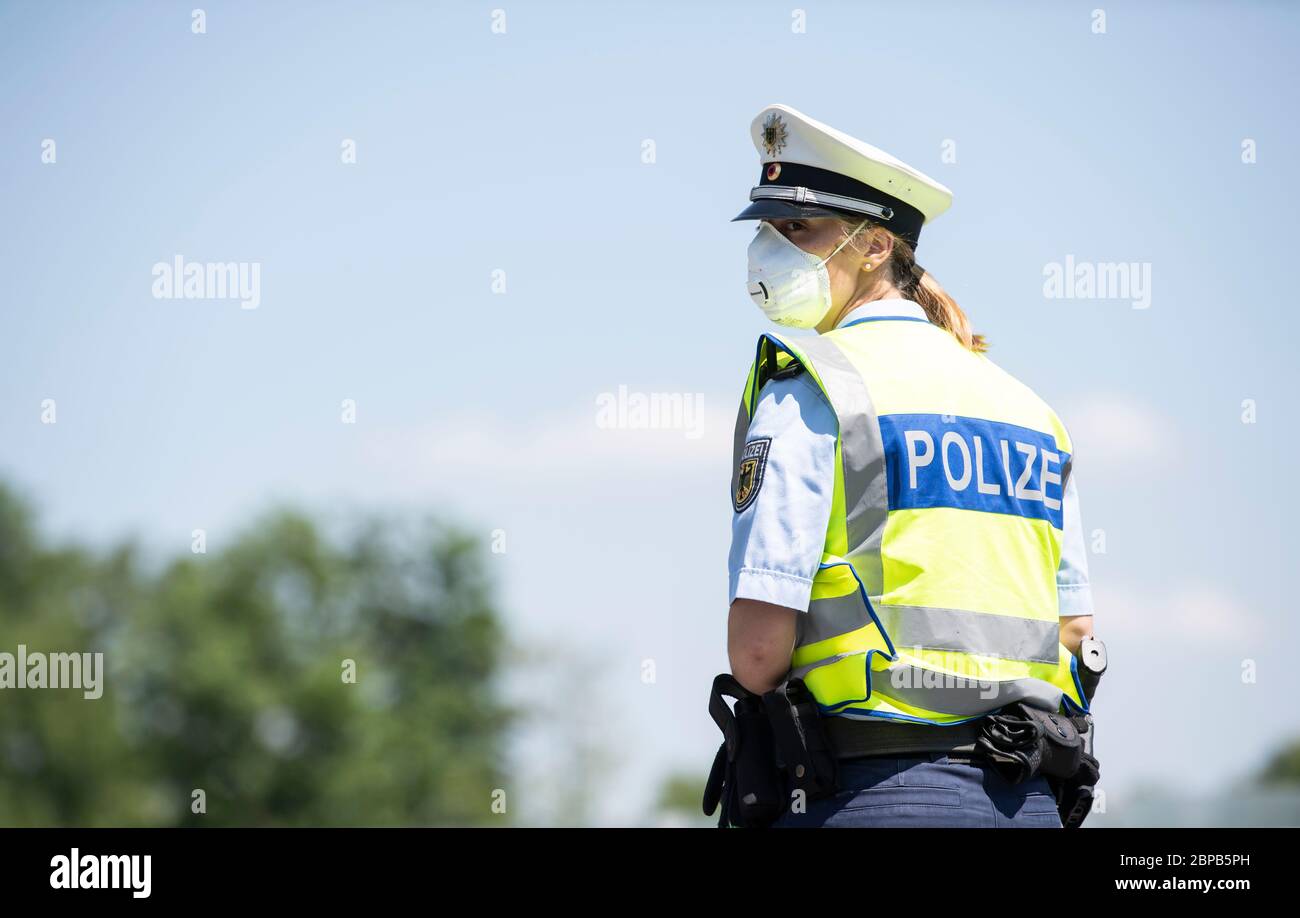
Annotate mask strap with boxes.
[817,218,872,267]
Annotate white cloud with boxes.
[1057,395,1178,471]
[1092,580,1263,647]
[358,395,738,486]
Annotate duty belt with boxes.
[825,716,986,763]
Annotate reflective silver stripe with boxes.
[1060,452,1073,492]
[793,335,888,597]
[788,652,1065,717]
[730,400,749,502]
[788,651,861,683]
[801,591,875,646]
[875,604,1061,665]
[874,664,1064,716]
[749,185,895,221]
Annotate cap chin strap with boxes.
[750,185,896,222]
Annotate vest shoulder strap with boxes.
[746,333,816,415]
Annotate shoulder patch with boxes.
[733,437,771,513]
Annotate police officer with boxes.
[726,105,1097,828]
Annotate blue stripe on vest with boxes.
[840,315,930,328]
[878,414,1069,529]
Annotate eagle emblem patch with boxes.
[761,112,788,157]
[734,438,771,512]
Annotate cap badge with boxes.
[765,162,782,182]
[761,112,788,157]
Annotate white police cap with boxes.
[733,104,952,250]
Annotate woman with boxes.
[726,105,1097,828]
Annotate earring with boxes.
[863,262,874,272]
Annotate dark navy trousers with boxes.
[772,752,1063,828]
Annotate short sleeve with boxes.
[1056,465,1095,618]
[728,372,837,612]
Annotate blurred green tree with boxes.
[652,770,716,828]
[0,484,514,826]
[1257,737,1300,785]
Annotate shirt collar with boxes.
[835,297,929,329]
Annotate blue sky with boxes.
[2,1,1298,824]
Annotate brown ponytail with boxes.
[840,217,988,353]
[888,236,988,353]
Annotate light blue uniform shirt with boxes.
[728,297,1095,619]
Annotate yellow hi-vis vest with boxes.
[734,315,1089,725]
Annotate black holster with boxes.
[702,675,784,828]
[974,702,1100,829]
[763,678,839,805]
[702,675,838,828]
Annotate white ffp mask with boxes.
[745,220,869,328]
